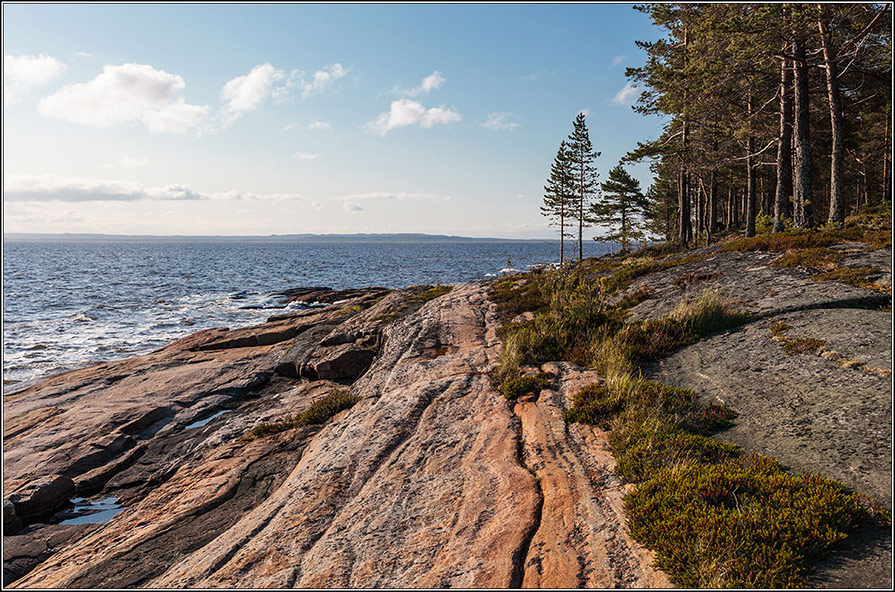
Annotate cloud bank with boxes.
[3,173,317,205]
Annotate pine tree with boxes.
[541,141,574,263]
[566,113,600,261]
[592,164,650,253]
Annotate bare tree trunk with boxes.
[774,50,794,232]
[792,37,813,228]
[746,93,757,237]
[818,14,844,223]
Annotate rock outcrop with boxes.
[3,243,891,588]
[3,283,669,588]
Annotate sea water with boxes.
[3,238,609,384]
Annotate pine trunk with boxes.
[774,50,794,232]
[709,169,717,242]
[559,187,565,263]
[792,37,812,228]
[884,109,891,205]
[578,165,584,261]
[818,16,844,223]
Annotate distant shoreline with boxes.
[3,232,563,243]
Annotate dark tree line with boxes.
[622,3,891,245]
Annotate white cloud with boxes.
[308,120,332,131]
[364,98,461,136]
[482,112,518,131]
[4,54,67,102]
[611,55,628,67]
[75,51,92,58]
[292,151,318,161]
[397,70,445,96]
[300,63,347,98]
[282,121,299,131]
[612,82,639,106]
[3,173,317,206]
[37,63,208,134]
[221,63,291,121]
[343,202,364,214]
[118,155,150,168]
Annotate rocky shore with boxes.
[3,241,892,588]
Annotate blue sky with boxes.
[3,3,666,238]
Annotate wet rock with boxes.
[8,475,76,520]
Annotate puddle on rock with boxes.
[57,497,124,525]
[184,409,230,430]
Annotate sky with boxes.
[3,3,667,239]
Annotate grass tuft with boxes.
[244,389,361,441]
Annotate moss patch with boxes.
[770,247,843,270]
[782,337,827,355]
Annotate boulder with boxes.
[3,499,22,535]
[312,345,376,381]
[8,474,75,519]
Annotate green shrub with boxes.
[562,383,624,428]
[624,454,883,588]
[500,372,555,400]
[488,275,548,318]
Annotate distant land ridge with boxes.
[3,232,554,243]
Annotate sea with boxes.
[2,238,610,384]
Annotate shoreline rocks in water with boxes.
[2,244,891,589]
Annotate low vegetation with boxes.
[488,244,889,587]
[244,389,361,441]
[500,372,555,400]
[406,283,453,304]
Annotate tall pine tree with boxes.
[541,141,574,263]
[566,113,600,261]
[592,164,650,253]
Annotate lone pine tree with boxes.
[567,113,600,261]
[593,164,650,253]
[541,140,574,263]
